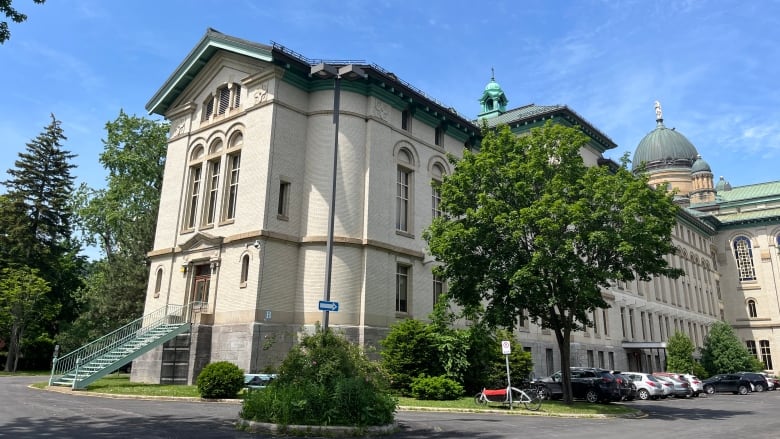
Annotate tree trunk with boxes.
[4,322,20,372]
[555,326,573,404]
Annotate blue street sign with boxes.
[318,300,339,312]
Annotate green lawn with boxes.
[27,373,638,416]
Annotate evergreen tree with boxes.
[1,114,83,360]
[700,321,763,374]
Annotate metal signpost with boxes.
[502,340,512,408]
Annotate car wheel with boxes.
[738,385,749,395]
[705,385,715,395]
[585,389,599,403]
[536,386,551,400]
[637,388,650,400]
[754,384,765,392]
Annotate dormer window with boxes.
[202,83,242,123]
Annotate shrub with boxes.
[196,361,244,399]
[410,375,464,400]
[240,328,397,427]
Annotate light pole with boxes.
[309,63,366,332]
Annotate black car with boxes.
[534,367,622,403]
[702,374,752,395]
[737,372,770,392]
[611,371,637,401]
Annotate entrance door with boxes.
[192,264,211,305]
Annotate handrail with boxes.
[49,302,203,386]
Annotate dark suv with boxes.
[702,374,752,395]
[737,372,770,392]
[535,367,622,403]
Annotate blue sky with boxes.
[2,0,779,195]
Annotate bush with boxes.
[240,328,396,427]
[410,375,464,400]
[196,361,244,399]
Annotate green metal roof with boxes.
[632,121,698,171]
[712,207,780,225]
[146,28,273,116]
[716,180,780,203]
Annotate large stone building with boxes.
[131,30,780,384]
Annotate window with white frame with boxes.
[396,264,410,313]
[733,236,756,281]
[433,273,444,306]
[431,162,444,219]
[222,132,243,222]
[746,340,757,357]
[760,340,773,369]
[184,145,205,230]
[396,149,413,233]
[203,139,222,227]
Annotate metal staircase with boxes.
[49,302,201,390]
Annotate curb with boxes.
[236,419,399,437]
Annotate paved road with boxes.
[3,376,780,438]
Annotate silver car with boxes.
[654,375,692,398]
[623,372,665,400]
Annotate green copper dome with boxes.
[478,69,508,119]
[691,155,711,173]
[632,102,698,171]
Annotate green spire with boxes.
[478,68,508,119]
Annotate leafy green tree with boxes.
[1,114,83,349]
[0,266,59,371]
[380,319,442,394]
[424,122,682,404]
[666,331,696,374]
[64,111,168,348]
[0,0,45,44]
[700,321,764,374]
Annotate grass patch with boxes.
[397,396,638,416]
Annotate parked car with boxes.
[244,373,277,389]
[702,374,752,395]
[681,373,704,396]
[760,373,778,390]
[653,374,692,398]
[622,372,665,400]
[534,367,622,403]
[610,371,636,401]
[736,372,770,392]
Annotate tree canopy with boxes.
[0,0,45,44]
[665,331,696,374]
[424,121,683,403]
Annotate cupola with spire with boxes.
[478,69,508,119]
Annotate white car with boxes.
[681,374,704,396]
[623,372,665,400]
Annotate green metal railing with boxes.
[49,302,202,388]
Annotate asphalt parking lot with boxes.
[3,375,780,438]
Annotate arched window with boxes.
[154,267,163,297]
[396,148,414,233]
[184,145,205,230]
[733,236,756,281]
[240,254,250,286]
[748,299,758,318]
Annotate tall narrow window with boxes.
[748,299,758,318]
[434,126,443,146]
[232,84,241,108]
[218,86,231,115]
[733,236,756,281]
[620,307,626,338]
[628,309,636,339]
[602,308,609,336]
[433,274,444,306]
[608,352,615,370]
[746,340,758,357]
[278,181,291,218]
[598,351,605,368]
[396,148,413,233]
[203,159,221,226]
[154,268,163,297]
[546,349,554,375]
[431,163,444,219]
[401,109,411,131]
[760,340,773,369]
[240,254,250,286]
[185,165,202,229]
[396,264,409,313]
[223,153,241,221]
[202,95,214,121]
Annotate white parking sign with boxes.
[501,340,511,355]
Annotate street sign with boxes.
[318,300,339,312]
[501,340,511,355]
